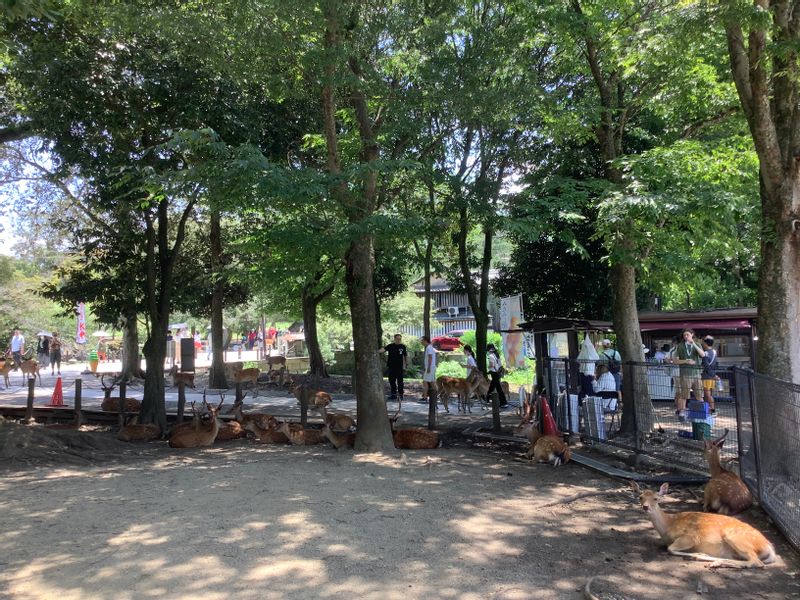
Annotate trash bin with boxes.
[180,338,195,372]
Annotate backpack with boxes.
[605,350,621,374]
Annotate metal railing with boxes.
[539,357,800,550]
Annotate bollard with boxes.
[427,386,436,430]
[118,381,127,427]
[177,381,186,423]
[25,377,35,423]
[74,378,83,425]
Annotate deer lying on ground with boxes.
[322,424,356,450]
[389,411,440,449]
[215,419,247,441]
[292,384,332,412]
[278,420,325,445]
[168,398,223,448]
[703,430,753,515]
[229,399,277,433]
[514,417,542,448]
[529,434,571,466]
[631,481,776,568]
[19,358,41,386]
[323,411,356,432]
[167,365,195,389]
[101,396,142,412]
[118,415,161,442]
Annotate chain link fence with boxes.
[540,357,800,550]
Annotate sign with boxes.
[76,302,87,345]
[500,295,525,369]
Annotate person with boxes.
[267,322,278,351]
[96,337,108,362]
[166,329,174,366]
[463,345,477,379]
[593,363,618,410]
[577,335,600,398]
[421,336,437,403]
[194,331,202,357]
[247,328,257,350]
[654,343,670,363]
[487,343,507,407]
[674,328,705,421]
[49,331,62,375]
[598,339,621,391]
[36,334,50,369]
[701,336,718,414]
[378,333,408,402]
[10,329,25,367]
[206,330,213,360]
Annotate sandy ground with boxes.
[0,419,799,600]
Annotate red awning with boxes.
[639,319,752,332]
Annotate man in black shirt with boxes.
[379,333,408,404]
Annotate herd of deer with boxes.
[0,351,42,389]
[435,371,509,413]
[514,413,776,580]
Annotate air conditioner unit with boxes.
[447,306,459,317]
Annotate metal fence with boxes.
[539,357,800,550]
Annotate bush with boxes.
[459,330,503,354]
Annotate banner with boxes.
[500,295,525,369]
[76,302,87,345]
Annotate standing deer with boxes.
[631,481,776,568]
[703,430,753,515]
[19,358,41,386]
[0,357,12,389]
[168,397,224,448]
[167,365,195,388]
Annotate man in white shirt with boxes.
[421,336,437,403]
[10,329,25,367]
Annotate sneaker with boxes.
[678,411,687,422]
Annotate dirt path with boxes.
[0,422,798,600]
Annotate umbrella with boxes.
[92,330,111,338]
[36,331,53,337]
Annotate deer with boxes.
[101,396,142,412]
[529,435,571,466]
[436,375,474,413]
[703,430,753,515]
[265,354,287,370]
[278,420,325,445]
[322,424,356,450]
[631,481,776,568]
[467,370,510,405]
[292,383,332,412]
[167,365,195,389]
[19,357,41,386]
[0,357,13,389]
[323,410,356,432]
[389,410,440,449]
[514,417,542,448]
[229,398,277,434]
[232,365,261,387]
[168,397,224,448]
[118,415,161,442]
[215,419,247,441]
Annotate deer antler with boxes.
[713,428,729,446]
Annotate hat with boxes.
[601,339,612,347]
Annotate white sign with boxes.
[500,295,525,369]
[76,302,87,345]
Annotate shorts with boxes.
[677,375,702,400]
[702,379,716,391]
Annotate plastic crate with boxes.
[687,400,709,420]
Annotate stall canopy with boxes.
[517,317,613,334]
[639,319,751,331]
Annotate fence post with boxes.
[745,368,765,502]
[25,377,35,423]
[74,377,82,425]
[118,381,127,428]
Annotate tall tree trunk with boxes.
[302,285,329,378]
[141,329,167,431]
[209,207,227,389]
[119,310,143,380]
[422,241,432,340]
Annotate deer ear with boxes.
[658,482,670,496]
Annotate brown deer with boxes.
[467,371,509,405]
[436,375,468,413]
[278,421,325,445]
[118,415,161,442]
[167,365,195,388]
[529,435,571,466]
[514,417,542,449]
[19,358,41,386]
[168,398,223,448]
[232,365,261,386]
[0,358,13,389]
[229,399,277,434]
[703,430,753,515]
[101,397,142,412]
[389,411,440,449]
[265,354,287,370]
[323,411,356,432]
[292,384,332,411]
[322,424,356,450]
[215,419,247,441]
[631,481,776,568]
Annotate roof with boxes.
[411,270,500,293]
[516,317,614,334]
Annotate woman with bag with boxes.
[487,344,507,407]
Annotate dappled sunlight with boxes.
[243,557,328,585]
[108,523,170,546]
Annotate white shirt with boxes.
[593,372,617,393]
[488,352,501,373]
[11,334,24,352]
[465,355,477,377]
[423,344,437,382]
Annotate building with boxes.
[410,272,498,332]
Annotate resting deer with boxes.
[529,435,571,466]
[167,365,195,389]
[278,420,325,445]
[19,358,41,386]
[215,419,247,441]
[292,384,332,412]
[101,396,142,412]
[229,399,277,434]
[322,424,356,450]
[631,482,776,568]
[703,430,753,515]
[390,411,440,449]
[118,415,161,442]
[323,411,356,432]
[514,417,542,448]
[168,397,223,448]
